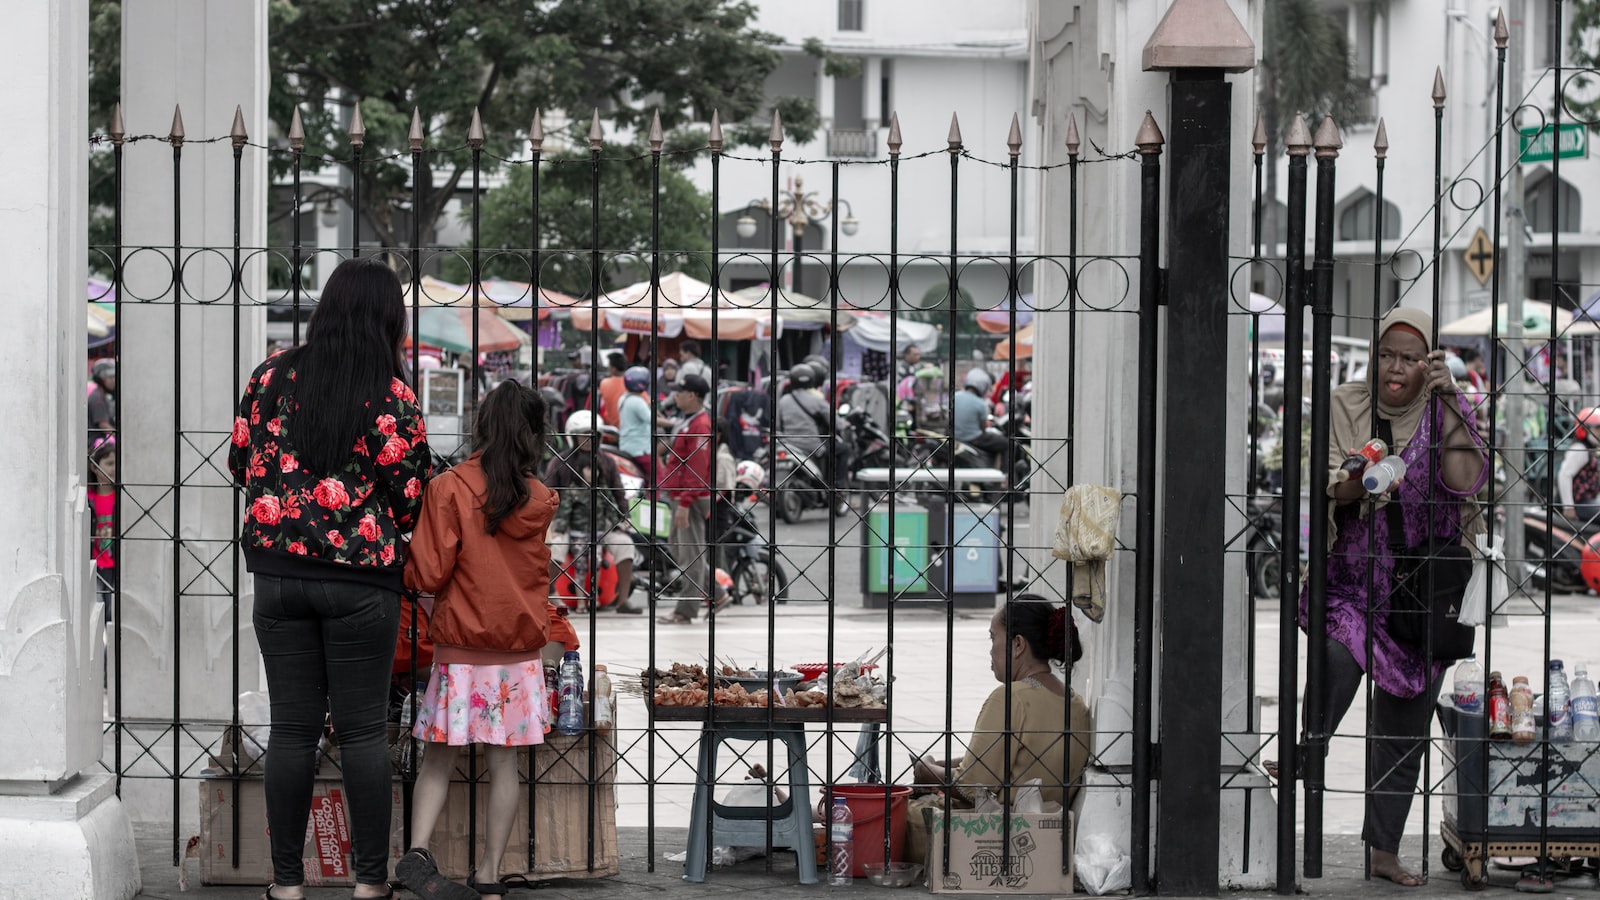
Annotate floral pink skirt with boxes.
[412,662,548,746]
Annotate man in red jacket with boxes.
[658,373,719,623]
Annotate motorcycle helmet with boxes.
[624,365,651,393]
[963,366,993,394]
[788,363,818,390]
[803,354,830,374]
[1578,407,1600,443]
[735,460,766,490]
[566,409,598,436]
[92,358,117,383]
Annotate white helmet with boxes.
[566,409,598,435]
[964,367,993,393]
[735,460,766,490]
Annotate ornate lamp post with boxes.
[735,175,858,296]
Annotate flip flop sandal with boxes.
[396,848,478,900]
[468,871,508,896]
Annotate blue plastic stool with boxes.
[683,720,818,883]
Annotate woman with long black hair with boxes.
[229,257,432,900]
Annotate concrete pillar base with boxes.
[0,774,140,900]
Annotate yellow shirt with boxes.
[956,681,1092,808]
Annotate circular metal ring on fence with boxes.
[834,254,894,310]
[1448,177,1486,214]
[1559,70,1600,128]
[177,248,243,305]
[89,250,118,291]
[1387,248,1425,283]
[117,247,180,303]
[1013,258,1072,313]
[1513,104,1549,147]
[1072,257,1134,313]
[535,251,591,301]
[1228,259,1285,314]
[899,255,956,312]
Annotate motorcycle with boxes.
[627,467,792,605]
[1244,493,1310,600]
[765,442,850,523]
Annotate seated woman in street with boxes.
[905,596,1092,863]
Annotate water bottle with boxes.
[1362,455,1408,493]
[1452,655,1484,714]
[556,651,586,736]
[1571,664,1600,742]
[829,796,854,886]
[1548,660,1573,745]
[592,664,614,731]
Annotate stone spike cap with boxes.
[1433,68,1446,109]
[288,107,304,151]
[1374,118,1389,160]
[348,104,366,147]
[1495,9,1509,50]
[769,109,784,153]
[648,109,664,153]
[109,102,125,145]
[169,104,185,147]
[409,107,424,152]
[230,105,248,148]
[588,109,603,151]
[708,110,723,153]
[1252,112,1266,155]
[1313,115,1342,159]
[1142,0,1255,72]
[947,112,963,152]
[1066,112,1080,158]
[529,109,544,152]
[887,112,903,157]
[1007,113,1022,157]
[1284,113,1312,156]
[467,107,485,149]
[1135,111,1164,155]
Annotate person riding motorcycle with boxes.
[543,410,641,613]
[777,363,851,489]
[954,367,1008,461]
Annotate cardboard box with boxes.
[198,778,405,886]
[925,811,1075,894]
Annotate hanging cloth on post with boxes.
[1051,484,1123,623]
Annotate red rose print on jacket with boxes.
[376,414,397,436]
[380,544,395,565]
[279,453,298,474]
[232,417,249,447]
[376,434,411,466]
[391,378,416,404]
[326,530,345,548]
[266,417,282,436]
[251,495,281,525]
[358,514,380,542]
[313,477,351,510]
[287,541,307,555]
[404,477,422,499]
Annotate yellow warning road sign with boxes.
[1464,227,1494,286]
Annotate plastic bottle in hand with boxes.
[592,664,614,731]
[1571,664,1600,742]
[1362,455,1408,493]
[1336,439,1390,482]
[556,650,586,736]
[1452,655,1483,714]
[829,796,854,885]
[1547,660,1573,744]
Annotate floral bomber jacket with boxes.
[228,355,432,586]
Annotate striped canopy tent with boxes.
[571,271,781,340]
[411,275,579,322]
[993,321,1034,360]
[731,284,857,331]
[1439,299,1598,338]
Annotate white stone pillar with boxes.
[117,0,269,829]
[0,1,140,897]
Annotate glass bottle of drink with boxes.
[556,650,586,736]
[1452,655,1484,714]
[592,664,614,731]
[1488,671,1512,741]
[829,796,854,886]
[1511,676,1536,745]
[1548,660,1573,745]
[1571,664,1600,742]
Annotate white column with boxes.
[118,0,269,829]
[863,57,883,131]
[0,1,140,897]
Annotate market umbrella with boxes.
[576,272,782,339]
[975,293,1035,334]
[411,275,579,323]
[994,322,1034,360]
[1439,300,1594,338]
[413,305,529,354]
[732,284,857,330]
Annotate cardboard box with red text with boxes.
[925,811,1075,894]
[198,778,404,886]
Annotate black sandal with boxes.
[468,871,508,896]
[396,848,478,900]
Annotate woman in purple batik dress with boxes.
[1294,306,1488,886]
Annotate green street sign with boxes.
[1519,123,1588,163]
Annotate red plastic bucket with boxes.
[833,784,912,876]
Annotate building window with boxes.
[879,58,893,122]
[839,0,863,31]
[1528,174,1581,233]
[1338,192,1400,241]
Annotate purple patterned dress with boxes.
[1298,394,1488,699]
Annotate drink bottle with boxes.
[1548,660,1573,744]
[556,651,586,736]
[592,664,614,731]
[1452,655,1483,714]
[1571,664,1600,742]
[1336,439,1390,482]
[1488,671,1511,741]
[1362,455,1408,493]
[1511,676,1536,745]
[829,796,854,886]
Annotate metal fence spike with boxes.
[769,109,784,153]
[110,102,125,145]
[169,104,185,146]
[649,109,664,153]
[349,104,366,147]
[1433,68,1446,108]
[1135,110,1163,154]
[708,110,723,153]
[288,107,304,151]
[1374,118,1389,160]
[588,109,603,151]
[1284,113,1312,156]
[1313,114,1342,159]
[1066,112,1081,158]
[467,107,485,149]
[530,109,544,152]
[947,112,963,152]
[1495,9,1509,50]
[1007,113,1022,157]
[887,112,903,157]
[409,107,424,152]
[1251,112,1266,155]
[230,105,248,148]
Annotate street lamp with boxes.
[735,175,857,296]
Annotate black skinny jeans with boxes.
[253,574,400,887]
[1309,636,1445,854]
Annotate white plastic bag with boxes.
[237,691,272,767]
[1074,832,1132,895]
[1460,534,1504,628]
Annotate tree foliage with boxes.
[1567,0,1600,126]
